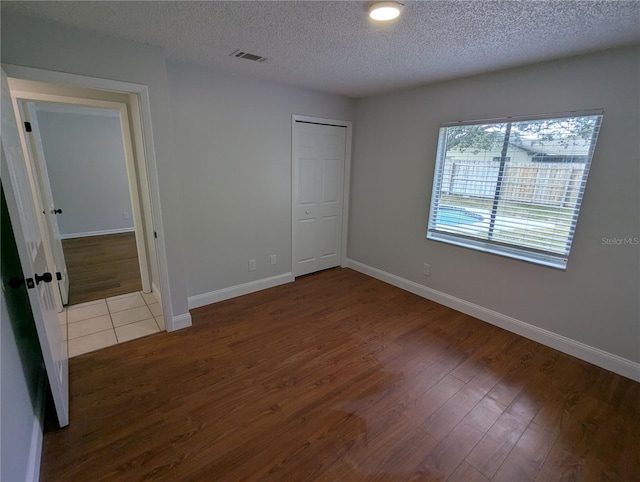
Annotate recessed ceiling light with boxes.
[369,2,403,21]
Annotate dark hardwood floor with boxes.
[62,232,142,305]
[41,268,639,481]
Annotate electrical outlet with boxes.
[270,255,277,265]
[123,211,130,220]
[423,263,431,276]
[248,259,256,272]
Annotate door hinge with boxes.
[56,272,62,281]
[154,231,157,239]
[24,122,32,132]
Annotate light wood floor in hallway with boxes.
[62,232,143,305]
[40,268,639,481]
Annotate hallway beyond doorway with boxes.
[63,232,142,305]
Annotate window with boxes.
[427,110,603,269]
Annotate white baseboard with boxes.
[347,259,640,382]
[25,371,46,482]
[60,227,135,240]
[188,273,295,310]
[169,312,192,332]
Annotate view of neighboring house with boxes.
[447,142,533,163]
[447,138,591,163]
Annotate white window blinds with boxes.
[427,110,603,269]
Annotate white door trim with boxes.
[2,64,175,330]
[291,115,352,277]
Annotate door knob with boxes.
[305,210,309,214]
[51,208,62,214]
[34,272,53,285]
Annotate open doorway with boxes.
[8,78,165,357]
[27,101,144,304]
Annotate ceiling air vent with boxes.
[229,49,267,63]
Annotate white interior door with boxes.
[293,121,346,277]
[1,69,69,427]
[20,100,70,305]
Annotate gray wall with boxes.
[1,12,356,317]
[35,108,134,237]
[2,12,636,363]
[167,62,355,297]
[349,46,640,363]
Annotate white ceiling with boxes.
[3,1,640,98]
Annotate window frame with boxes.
[427,110,604,270]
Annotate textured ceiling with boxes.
[3,1,640,98]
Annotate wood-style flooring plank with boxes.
[62,232,142,305]
[40,268,640,481]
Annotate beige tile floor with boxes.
[59,291,165,358]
